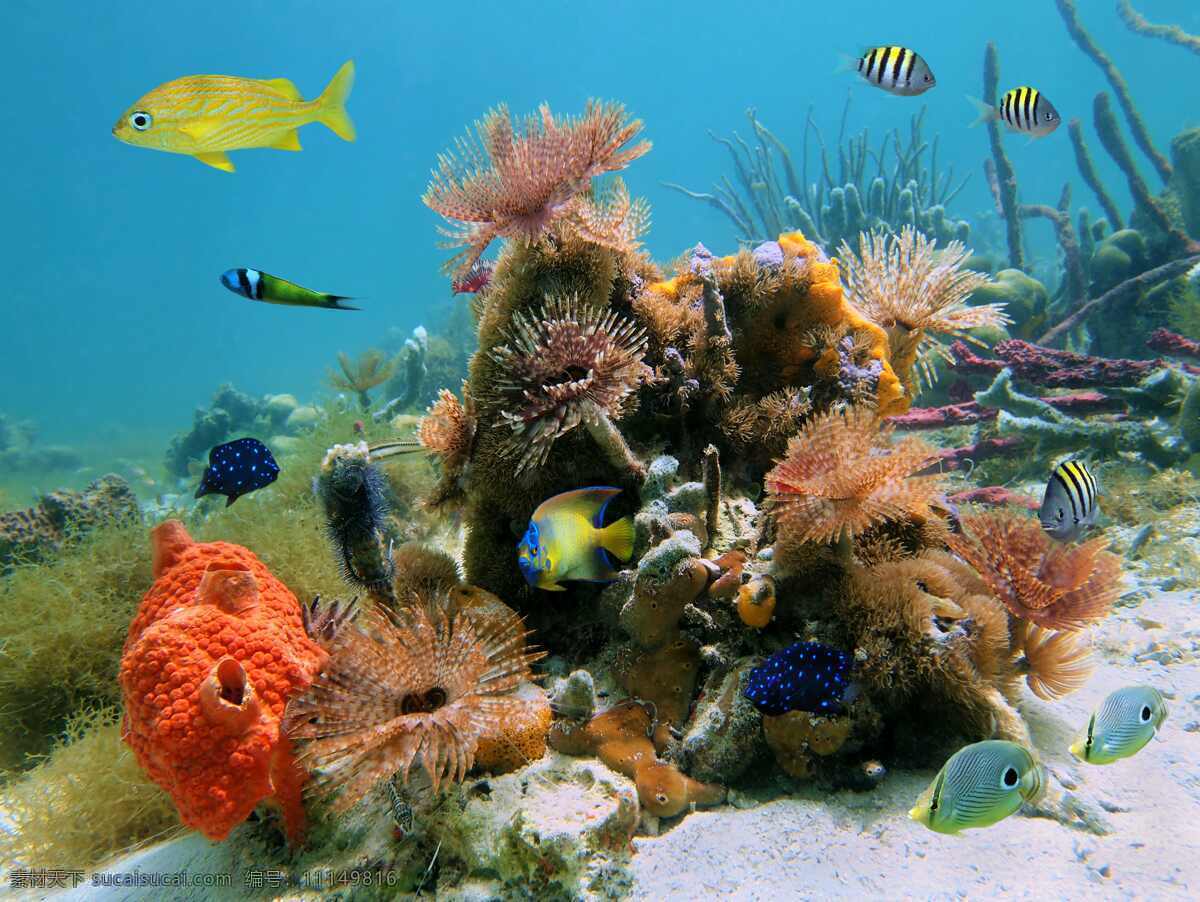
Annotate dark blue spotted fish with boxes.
[743,641,854,717]
[195,437,280,506]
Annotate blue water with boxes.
[4,0,1197,447]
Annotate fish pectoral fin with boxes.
[260,77,303,101]
[178,118,225,142]
[194,151,235,172]
[269,130,303,151]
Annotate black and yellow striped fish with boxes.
[850,46,935,96]
[969,86,1061,138]
[1039,459,1099,542]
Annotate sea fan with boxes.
[423,100,651,277]
[286,595,541,812]
[490,295,651,473]
[945,510,1121,631]
[327,350,397,410]
[764,406,944,546]
[837,226,1007,386]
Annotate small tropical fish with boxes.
[1070,685,1168,765]
[968,87,1061,138]
[1040,459,1099,542]
[195,438,280,506]
[517,487,635,591]
[220,268,359,311]
[743,642,854,716]
[846,46,935,96]
[910,740,1045,835]
[113,60,355,172]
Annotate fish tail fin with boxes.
[317,60,356,141]
[597,515,635,563]
[323,294,360,311]
[966,95,997,129]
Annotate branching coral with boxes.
[286,594,542,812]
[422,100,651,276]
[946,510,1121,631]
[837,226,1006,391]
[489,294,652,473]
[328,350,397,410]
[764,406,944,547]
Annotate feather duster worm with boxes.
[1015,622,1094,700]
[837,226,1007,389]
[422,100,651,276]
[489,294,651,473]
[286,595,542,812]
[945,510,1121,631]
[765,406,945,547]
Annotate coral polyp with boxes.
[286,595,542,811]
[422,99,651,276]
[489,294,652,473]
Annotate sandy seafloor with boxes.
[17,518,1199,902]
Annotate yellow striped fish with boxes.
[1039,458,1099,542]
[847,46,935,96]
[968,86,1061,138]
[113,60,355,172]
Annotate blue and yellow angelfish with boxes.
[517,487,635,591]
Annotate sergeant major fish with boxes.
[1040,458,1099,542]
[909,740,1045,835]
[220,268,359,311]
[517,487,635,591]
[113,60,355,172]
[1071,685,1168,765]
[968,86,1061,138]
[843,46,935,96]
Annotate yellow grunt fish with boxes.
[113,60,356,172]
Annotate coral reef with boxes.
[0,474,139,570]
[120,521,328,843]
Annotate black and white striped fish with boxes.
[845,46,935,96]
[969,86,1061,138]
[1039,459,1099,542]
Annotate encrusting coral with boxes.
[837,225,1007,392]
[946,510,1122,631]
[422,99,651,276]
[120,521,328,843]
[764,406,944,548]
[285,590,544,813]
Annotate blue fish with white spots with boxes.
[195,437,280,506]
[220,268,359,311]
[743,642,855,716]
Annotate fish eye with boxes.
[1056,509,1065,521]
[1140,705,1152,723]
[129,110,152,131]
[923,73,932,82]
[1001,766,1019,789]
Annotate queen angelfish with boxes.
[909,740,1045,834]
[1040,459,1099,542]
[220,268,359,310]
[1071,685,1168,765]
[517,487,635,591]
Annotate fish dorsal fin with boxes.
[179,118,225,142]
[260,77,303,101]
[269,129,303,151]
[532,486,621,527]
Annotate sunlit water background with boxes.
[3,0,1197,494]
